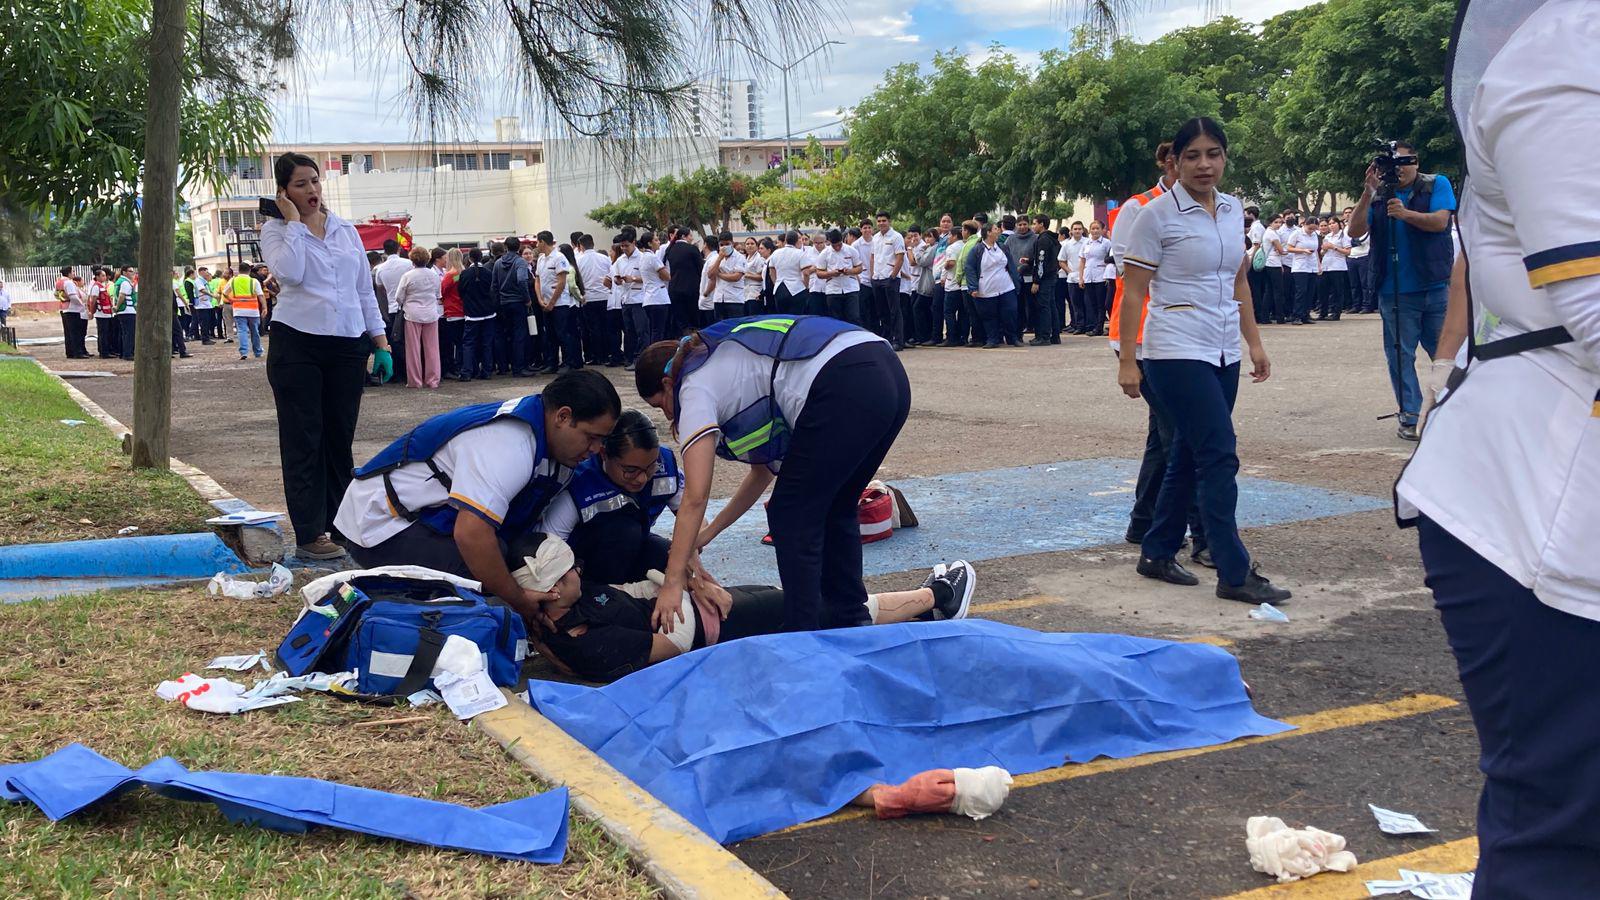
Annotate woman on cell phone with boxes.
[259,152,394,562]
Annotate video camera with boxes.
[1371,140,1419,202]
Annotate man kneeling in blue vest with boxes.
[333,370,622,624]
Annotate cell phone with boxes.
[258,197,284,220]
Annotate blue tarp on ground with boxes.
[526,620,1291,843]
[0,743,569,864]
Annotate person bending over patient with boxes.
[510,534,976,682]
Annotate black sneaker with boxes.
[1137,556,1200,586]
[1191,546,1215,569]
[918,561,976,621]
[1217,568,1292,605]
[1397,423,1420,441]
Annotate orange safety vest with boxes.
[228,274,261,313]
[1107,182,1167,349]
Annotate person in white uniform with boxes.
[1395,2,1600,891]
[1115,116,1291,605]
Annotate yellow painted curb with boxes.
[1221,837,1477,898]
[474,689,787,900]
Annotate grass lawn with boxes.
[0,358,215,546]
[0,585,657,899]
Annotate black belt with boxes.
[383,459,452,522]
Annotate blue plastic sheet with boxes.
[0,744,568,864]
[527,620,1291,843]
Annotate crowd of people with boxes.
[48,262,280,362]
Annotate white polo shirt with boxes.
[1248,219,1266,249]
[1265,227,1287,268]
[1397,0,1600,620]
[1079,237,1112,284]
[851,237,873,282]
[536,250,574,308]
[1321,231,1350,272]
[697,254,717,311]
[711,250,746,306]
[974,243,1013,298]
[769,245,807,295]
[800,244,822,290]
[1286,229,1320,274]
[576,249,612,308]
[818,244,861,294]
[639,249,670,306]
[870,229,905,280]
[743,251,768,301]
[1119,180,1246,366]
[612,251,643,305]
[1059,237,1085,283]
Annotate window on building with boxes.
[224,157,264,180]
[218,209,264,233]
[434,153,479,170]
[486,152,511,170]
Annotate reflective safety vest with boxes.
[229,274,261,313]
[351,395,572,538]
[567,446,681,528]
[1108,182,1166,349]
[672,314,862,469]
[113,277,137,313]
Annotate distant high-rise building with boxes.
[687,77,763,140]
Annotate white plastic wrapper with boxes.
[205,650,272,673]
[156,674,300,715]
[1246,816,1358,884]
[243,671,355,699]
[429,634,506,720]
[1368,804,1438,835]
[950,766,1014,820]
[208,563,292,600]
[1249,602,1290,623]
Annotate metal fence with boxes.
[0,267,95,305]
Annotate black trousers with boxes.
[1263,267,1288,322]
[804,289,829,317]
[495,303,526,373]
[95,316,119,358]
[61,312,89,358]
[667,288,697,337]
[623,304,647,362]
[440,318,464,376]
[461,318,495,377]
[1035,280,1060,337]
[1066,283,1086,332]
[825,290,860,326]
[1128,358,1206,549]
[170,311,187,355]
[767,341,911,632]
[1418,516,1600,897]
[774,284,802,315]
[1291,271,1317,322]
[1317,270,1348,319]
[386,310,408,382]
[1083,281,1109,333]
[871,280,905,346]
[604,308,625,364]
[349,519,483,579]
[118,314,136,359]
[266,323,369,545]
[551,305,583,368]
[581,301,607,363]
[568,510,671,585]
[1247,267,1268,323]
[644,304,670,346]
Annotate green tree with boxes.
[745,155,877,229]
[589,166,782,238]
[26,212,140,266]
[847,50,1034,220]
[1017,36,1218,205]
[1275,0,1459,203]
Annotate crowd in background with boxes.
[48,263,280,362]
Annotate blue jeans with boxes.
[975,290,1019,347]
[1419,516,1600,896]
[1140,358,1250,586]
[1378,285,1447,425]
[237,315,262,356]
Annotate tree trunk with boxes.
[130,0,184,471]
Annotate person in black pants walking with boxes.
[259,151,393,562]
[635,317,909,634]
[662,226,702,336]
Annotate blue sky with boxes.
[272,0,1318,144]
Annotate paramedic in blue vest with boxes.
[634,315,911,633]
[1345,140,1456,442]
[537,409,688,584]
[1398,2,1600,891]
[332,370,621,622]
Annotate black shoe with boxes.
[923,560,976,621]
[1028,337,1050,346]
[1124,527,1146,545]
[1397,422,1420,441]
[474,374,491,381]
[456,375,471,382]
[1217,569,1292,604]
[179,352,192,359]
[540,365,559,375]
[982,342,999,349]
[1137,557,1200,586]
[624,363,636,372]
[201,340,214,345]
[514,368,538,377]
[1191,546,1215,569]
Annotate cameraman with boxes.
[1346,141,1456,441]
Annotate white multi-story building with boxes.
[185,133,846,270]
[720,79,763,140]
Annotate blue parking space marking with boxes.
[660,458,1386,586]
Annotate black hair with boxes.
[1394,139,1417,154]
[1245,206,1260,216]
[784,230,800,245]
[536,230,555,245]
[907,225,922,235]
[273,152,319,190]
[382,239,401,255]
[504,235,521,252]
[544,369,622,424]
[429,246,446,262]
[974,212,989,225]
[603,409,661,457]
[874,210,890,220]
[579,234,595,250]
[59,266,72,275]
[1034,214,1051,225]
[847,226,862,239]
[717,230,734,244]
[489,241,506,256]
[1001,214,1017,230]
[619,226,638,242]
[639,230,657,246]
[366,251,381,265]
[760,237,777,251]
[569,231,583,246]
[826,227,843,244]
[468,248,483,263]
[559,243,585,294]
[1172,116,1229,156]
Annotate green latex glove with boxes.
[371,348,394,384]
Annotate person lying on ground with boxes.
[509,534,976,683]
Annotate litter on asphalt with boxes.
[1366,868,1475,898]
[1369,803,1438,835]
[1245,816,1358,884]
[1249,602,1290,623]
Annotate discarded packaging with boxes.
[58,419,87,426]
[205,651,272,673]
[208,563,292,600]
[1249,602,1290,623]
[430,634,507,720]
[115,526,139,535]
[205,510,286,527]
[156,673,300,715]
[1369,803,1438,836]
[1245,816,1358,883]
[950,766,1014,820]
[1366,869,1475,898]
[407,689,443,708]
[244,670,356,699]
